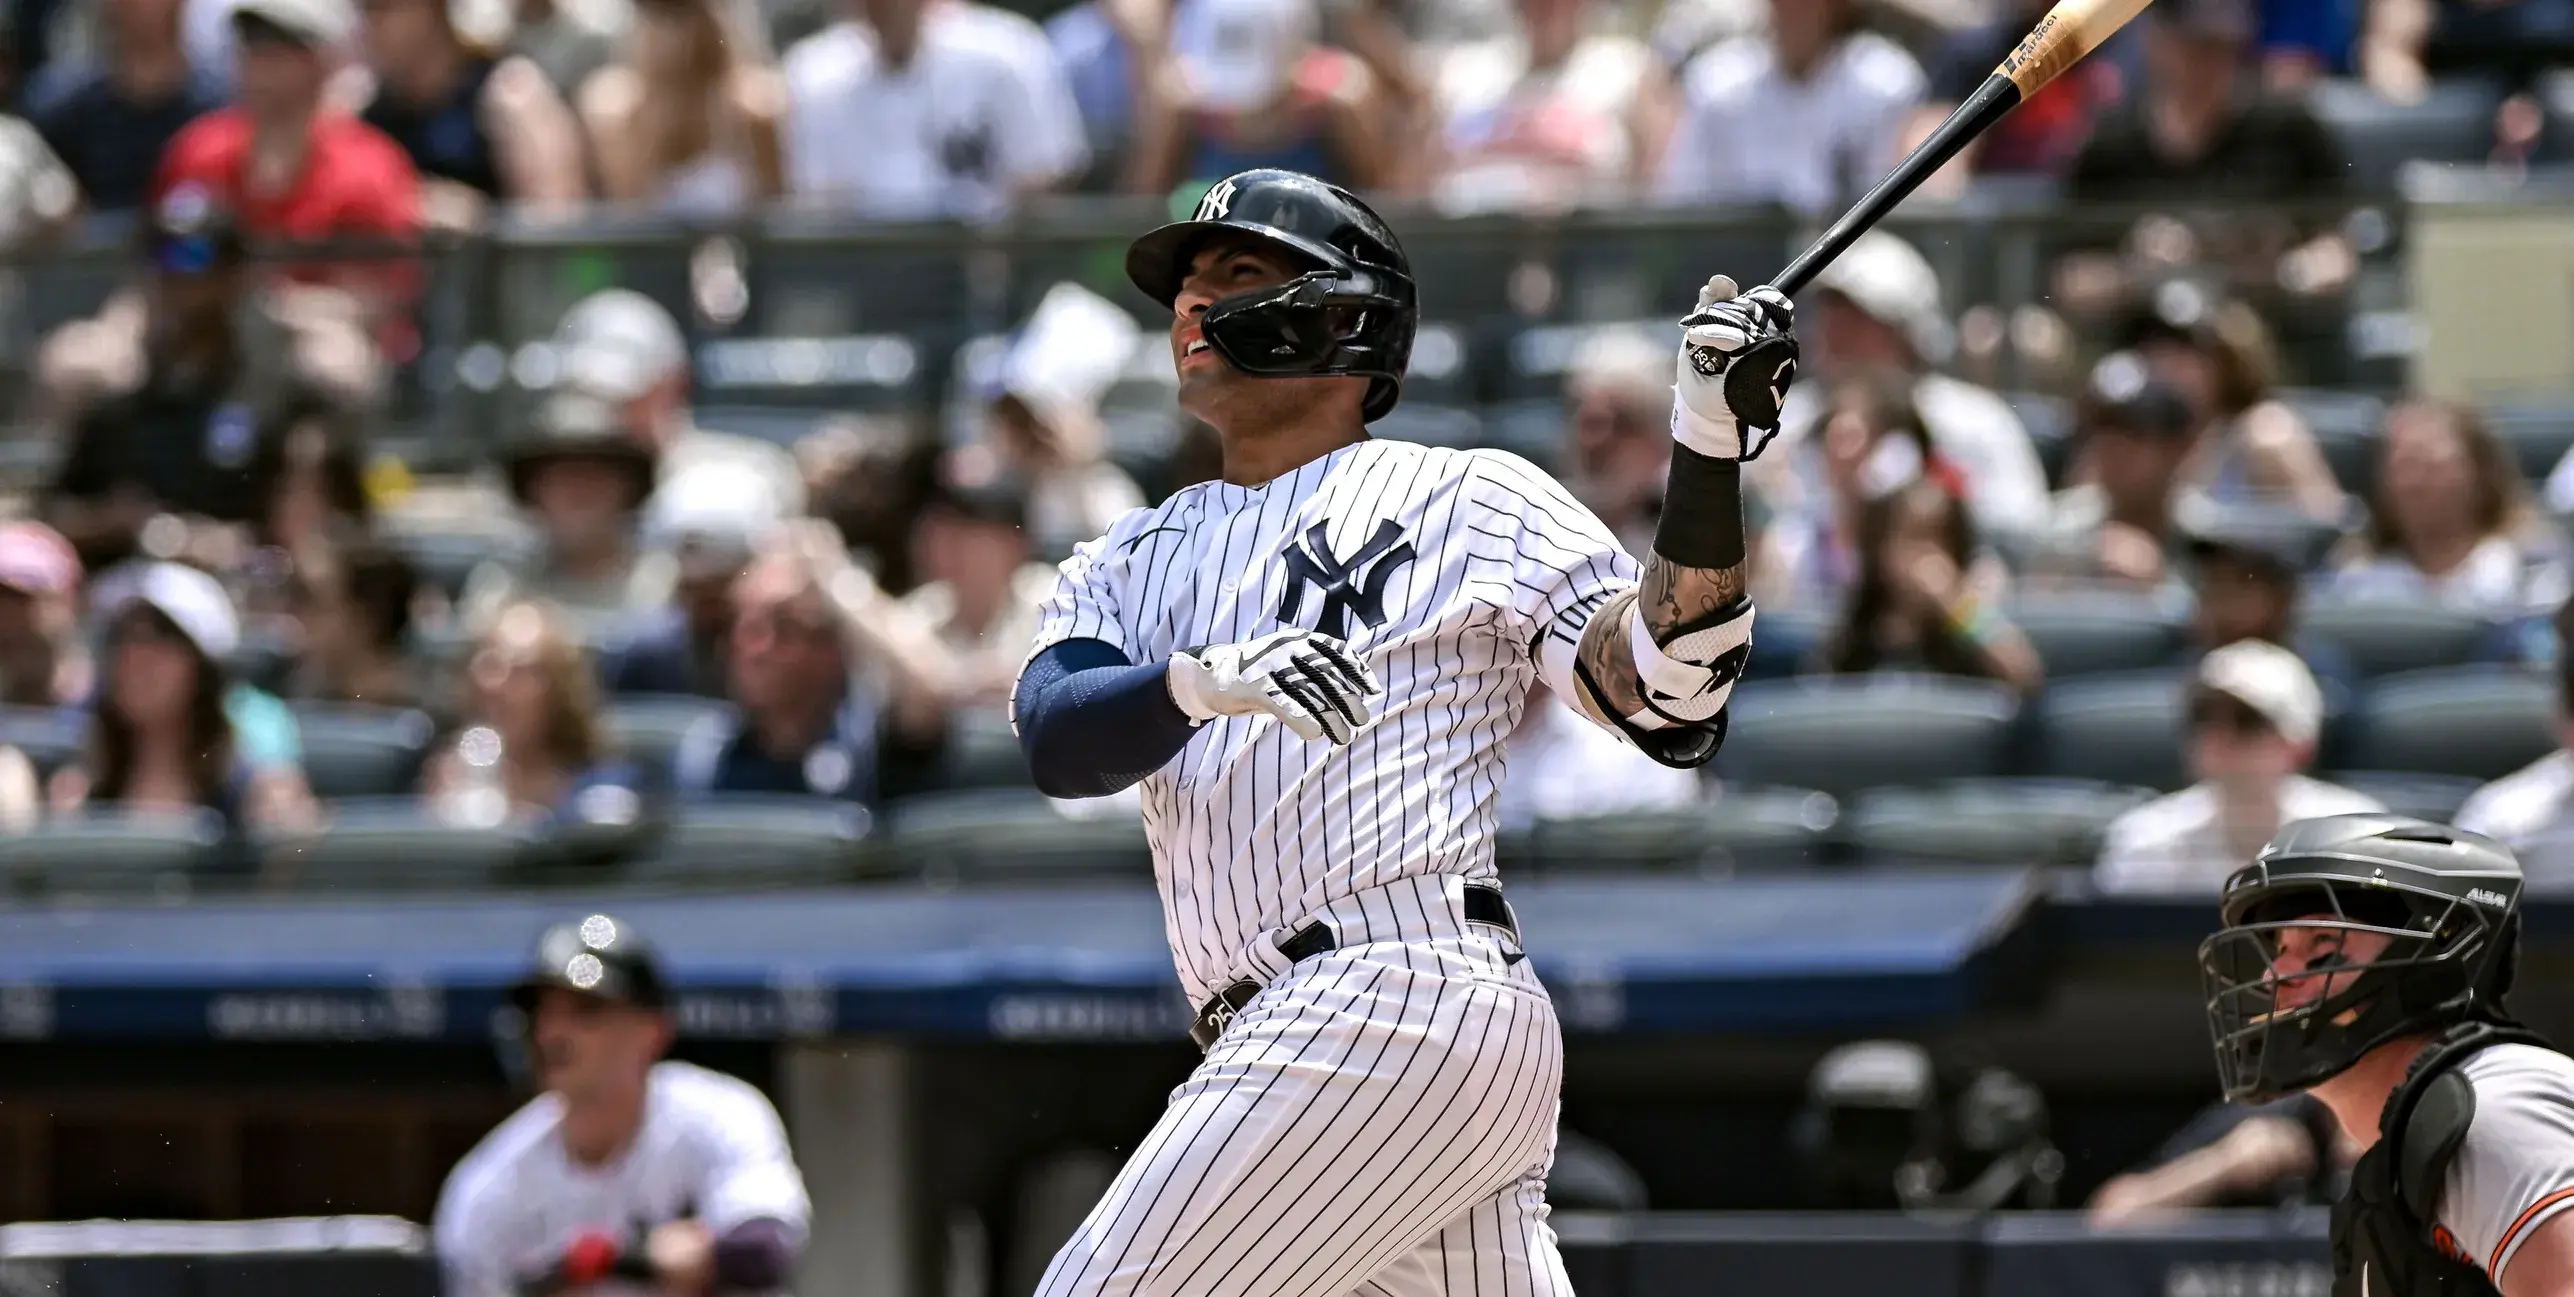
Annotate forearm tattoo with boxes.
[1571,554,1748,721]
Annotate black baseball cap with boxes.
[2078,352,2194,441]
[510,914,670,1011]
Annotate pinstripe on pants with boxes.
[1035,933,1572,1297]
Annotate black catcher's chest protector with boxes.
[2332,1022,2556,1297]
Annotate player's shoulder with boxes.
[2460,1041,2574,1098]
[437,1089,567,1213]
[1443,444,1568,497]
[649,1059,785,1131]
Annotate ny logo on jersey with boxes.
[1278,519,1414,639]
[1197,178,1239,221]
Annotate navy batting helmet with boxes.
[1125,170,1417,422]
[510,913,670,1012]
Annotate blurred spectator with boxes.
[247,418,373,557]
[2093,639,2381,894]
[2330,398,2569,615]
[2027,353,2199,592]
[986,284,1146,557]
[1561,325,1670,558]
[672,522,951,805]
[580,0,785,217]
[462,391,657,639]
[51,562,316,834]
[281,534,420,706]
[2360,0,2574,98]
[425,600,643,826]
[155,0,424,313]
[552,289,807,517]
[601,458,784,699]
[797,415,934,587]
[1646,0,1762,70]
[784,0,1086,216]
[0,117,79,251]
[2259,0,2359,85]
[0,523,87,707]
[2091,1093,2347,1223]
[1497,684,1699,832]
[1901,0,2127,192]
[1764,232,2050,545]
[1655,0,1925,215]
[2174,494,2363,705]
[43,193,378,573]
[1123,0,1387,194]
[1761,367,1959,609]
[505,0,622,99]
[900,462,1048,709]
[1043,0,1153,189]
[1423,0,1675,211]
[23,0,224,212]
[2061,0,2350,313]
[1817,475,2044,695]
[356,0,587,228]
[2121,283,2343,520]
[2455,594,2574,879]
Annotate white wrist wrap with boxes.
[1669,391,1745,461]
[1625,599,1755,726]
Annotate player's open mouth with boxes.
[1184,340,1211,357]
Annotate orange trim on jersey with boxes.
[2492,1185,2574,1278]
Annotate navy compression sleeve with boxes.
[1013,638,1202,798]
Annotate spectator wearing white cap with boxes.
[2094,639,2383,895]
[984,283,1145,557]
[783,0,1085,217]
[551,289,807,519]
[1757,231,2050,551]
[599,458,787,699]
[1425,0,1674,210]
[578,0,785,219]
[1122,0,1390,194]
[1655,0,1923,215]
[52,561,317,838]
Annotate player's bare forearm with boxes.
[1569,554,1748,722]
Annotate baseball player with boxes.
[1009,167,1799,1297]
[2201,814,2574,1296]
[434,915,811,1296]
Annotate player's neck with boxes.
[2311,1034,2431,1153]
[1219,422,1368,487]
[559,1084,651,1165]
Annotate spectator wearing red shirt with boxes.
[154,0,420,328]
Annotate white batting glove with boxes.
[1167,629,1385,745]
[1674,275,1799,462]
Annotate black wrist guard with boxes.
[1655,446,1747,569]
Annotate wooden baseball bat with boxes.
[1773,0,2159,296]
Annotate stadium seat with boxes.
[0,705,83,777]
[606,695,731,786]
[2308,78,2507,197]
[0,811,228,900]
[291,705,439,799]
[387,527,531,599]
[2275,388,2386,499]
[625,796,871,886]
[937,708,1032,791]
[1479,399,1564,469]
[2299,601,2496,679]
[1745,607,1832,681]
[1513,787,1839,876]
[2030,670,2191,791]
[884,788,1150,880]
[1844,778,2158,868]
[2323,770,2487,823]
[2005,594,2188,679]
[259,800,541,890]
[2001,392,2074,489]
[1368,402,1485,450]
[1715,676,2020,798]
[2347,666,2558,780]
[2485,396,2574,485]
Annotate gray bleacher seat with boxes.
[2309,77,2507,197]
[884,788,1149,880]
[625,795,870,886]
[0,705,83,777]
[389,527,531,599]
[2006,594,2187,678]
[1715,676,2020,798]
[690,404,832,449]
[2324,770,2486,822]
[1746,606,1832,681]
[2348,666,2557,780]
[2485,396,2574,484]
[291,705,439,799]
[2299,600,2495,678]
[938,708,1031,791]
[606,695,730,786]
[2537,69,2574,163]
[0,811,227,900]
[1845,778,2158,867]
[1513,787,1838,876]
[260,800,540,890]
[2002,392,2074,489]
[1480,399,1564,468]
[2276,388,2386,499]
[1368,403,1484,450]
[2032,670,2191,791]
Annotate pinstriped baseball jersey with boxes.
[1019,437,1638,1003]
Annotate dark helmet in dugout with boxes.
[510,913,671,1013]
[2201,813,2523,1104]
[1125,169,1417,423]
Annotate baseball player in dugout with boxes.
[1009,166,1798,1296]
[433,915,812,1296]
[2201,814,2574,1297]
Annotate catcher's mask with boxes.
[2199,814,2523,1103]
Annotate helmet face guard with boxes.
[2200,877,2512,1103]
[1198,267,1415,416]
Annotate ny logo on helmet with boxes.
[1198,178,1239,222]
[1279,519,1414,640]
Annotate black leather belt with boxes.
[1189,884,1517,1052]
